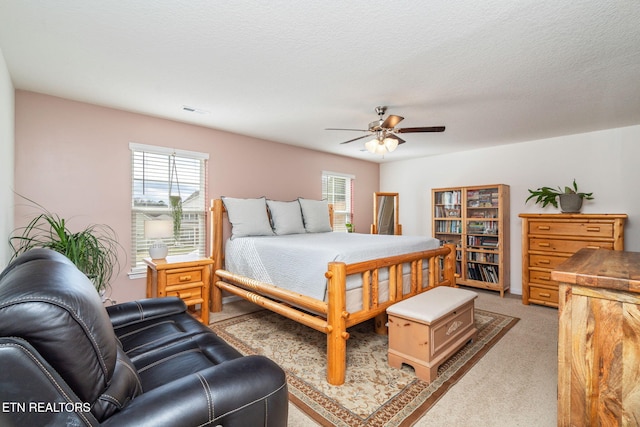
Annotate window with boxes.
[322,171,354,232]
[130,143,208,272]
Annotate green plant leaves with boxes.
[526,179,593,208]
[9,197,123,294]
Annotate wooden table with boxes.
[552,248,640,426]
[144,255,213,324]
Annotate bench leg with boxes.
[388,351,403,369]
[414,364,437,383]
[388,351,437,383]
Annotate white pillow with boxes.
[221,196,274,239]
[298,198,332,233]
[266,200,306,235]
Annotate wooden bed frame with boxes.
[209,198,457,385]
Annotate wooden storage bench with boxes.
[387,286,478,382]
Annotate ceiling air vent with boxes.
[181,105,209,114]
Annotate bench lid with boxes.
[387,286,477,323]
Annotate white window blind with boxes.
[322,171,354,232]
[130,143,208,270]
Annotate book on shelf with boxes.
[436,191,461,206]
[435,220,462,233]
[466,263,499,283]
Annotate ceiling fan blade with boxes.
[325,128,369,132]
[396,126,446,133]
[381,115,404,129]
[340,134,371,144]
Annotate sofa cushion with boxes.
[107,298,209,359]
[130,333,243,391]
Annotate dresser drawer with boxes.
[529,285,558,305]
[529,269,559,286]
[528,221,613,238]
[167,269,203,286]
[529,254,569,269]
[529,237,614,254]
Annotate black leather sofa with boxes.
[0,249,288,426]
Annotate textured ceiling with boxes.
[1,1,639,163]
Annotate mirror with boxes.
[371,192,402,235]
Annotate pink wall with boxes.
[14,90,379,303]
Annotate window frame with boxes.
[129,142,209,277]
[322,171,354,232]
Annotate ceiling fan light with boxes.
[383,137,399,152]
[364,139,379,154]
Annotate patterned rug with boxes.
[211,308,518,426]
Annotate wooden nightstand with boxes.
[144,255,213,324]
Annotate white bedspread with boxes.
[224,232,440,301]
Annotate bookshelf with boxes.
[432,184,510,296]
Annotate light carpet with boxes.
[211,308,518,426]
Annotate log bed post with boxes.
[210,198,224,312]
[326,261,348,385]
[443,243,457,287]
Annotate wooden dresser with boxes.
[552,248,640,426]
[519,213,626,307]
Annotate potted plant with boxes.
[9,197,123,296]
[526,179,593,213]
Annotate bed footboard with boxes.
[324,243,455,384]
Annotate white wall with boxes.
[380,125,640,295]
[0,48,14,267]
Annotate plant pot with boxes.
[559,194,583,213]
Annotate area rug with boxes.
[211,308,518,426]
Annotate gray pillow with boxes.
[298,198,332,233]
[221,196,274,239]
[267,200,306,235]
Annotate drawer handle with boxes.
[538,259,551,265]
[178,291,193,299]
[539,292,551,298]
[539,275,551,281]
[586,245,600,249]
[537,242,550,247]
[179,275,192,282]
[586,227,600,232]
[537,226,550,230]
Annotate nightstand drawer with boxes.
[167,269,203,286]
[528,221,613,238]
[167,285,203,302]
[529,285,558,305]
[529,237,614,254]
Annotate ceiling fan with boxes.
[326,106,445,154]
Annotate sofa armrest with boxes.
[101,355,288,427]
[106,297,187,328]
